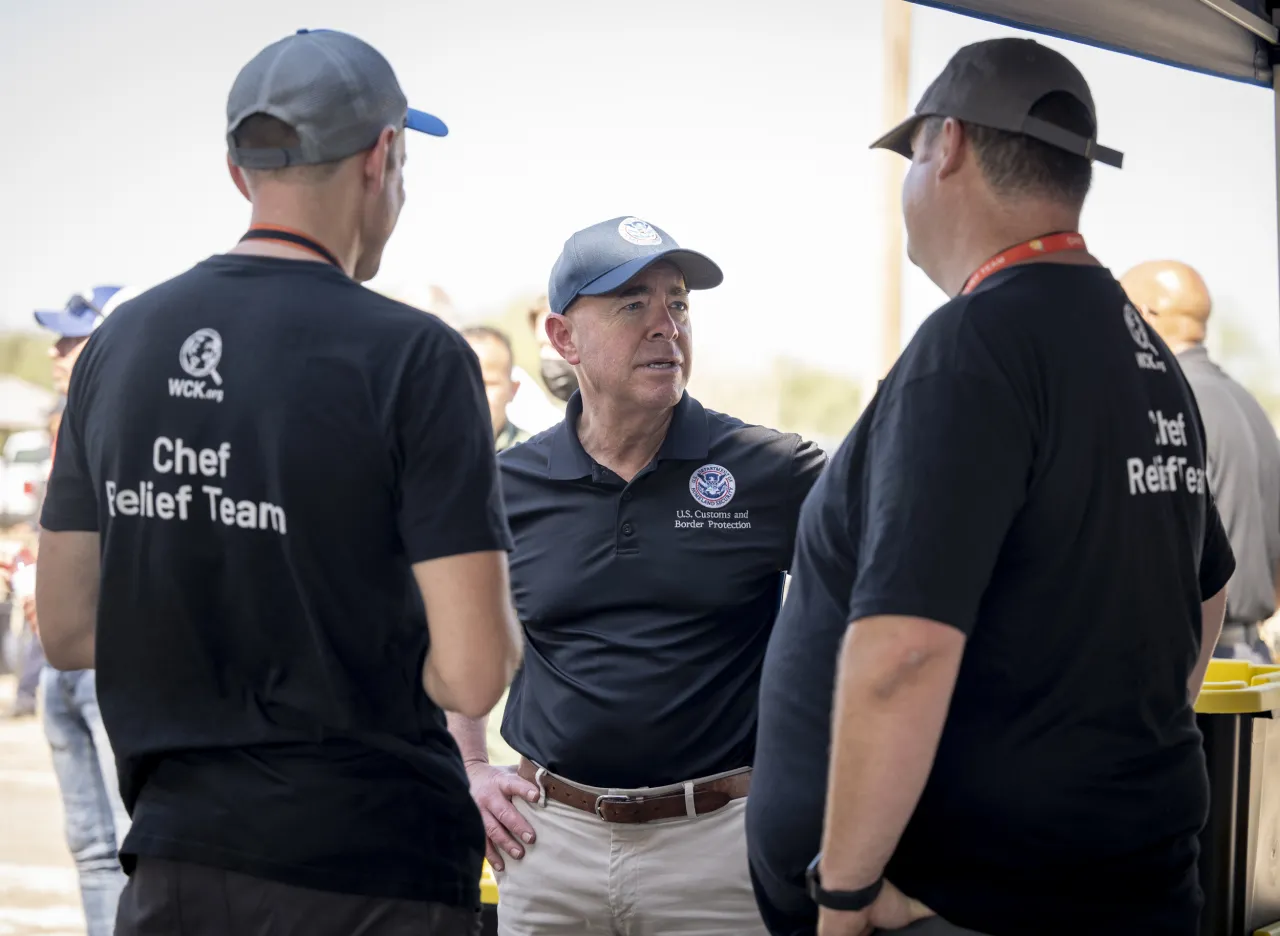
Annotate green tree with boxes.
[0,332,53,389]
[774,357,863,440]
[1209,307,1280,427]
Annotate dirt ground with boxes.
[0,673,86,936]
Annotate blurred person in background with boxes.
[749,39,1231,936]
[463,325,531,453]
[2,397,66,719]
[503,295,569,436]
[30,286,134,936]
[461,323,527,769]
[450,216,826,936]
[527,294,578,404]
[35,28,519,936]
[41,288,126,396]
[2,541,39,718]
[1123,260,1280,664]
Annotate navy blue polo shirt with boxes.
[498,391,826,788]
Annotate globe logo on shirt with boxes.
[1123,303,1156,353]
[179,328,224,387]
[690,464,736,508]
[618,217,662,247]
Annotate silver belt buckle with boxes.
[594,793,634,820]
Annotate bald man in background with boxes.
[1123,260,1280,662]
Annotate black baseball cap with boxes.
[871,37,1123,169]
[548,217,723,315]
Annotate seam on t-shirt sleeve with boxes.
[846,592,973,635]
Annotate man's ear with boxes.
[545,312,581,366]
[364,126,399,188]
[228,155,252,202]
[936,117,967,182]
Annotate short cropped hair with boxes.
[461,325,515,374]
[922,92,1094,207]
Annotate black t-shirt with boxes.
[41,254,511,906]
[497,392,826,787]
[748,264,1235,936]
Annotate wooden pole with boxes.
[877,0,913,382]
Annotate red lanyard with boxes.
[239,224,342,269]
[961,232,1087,295]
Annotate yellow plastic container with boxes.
[1196,659,1280,935]
[1197,660,1280,714]
[481,859,499,905]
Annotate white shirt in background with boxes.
[506,365,564,435]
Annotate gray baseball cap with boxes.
[871,37,1122,169]
[227,28,446,170]
[548,217,723,315]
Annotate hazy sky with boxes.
[1,0,1277,380]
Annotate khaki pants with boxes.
[494,770,767,936]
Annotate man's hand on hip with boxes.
[817,881,934,936]
[466,762,540,871]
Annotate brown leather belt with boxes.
[517,758,750,824]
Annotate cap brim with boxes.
[869,114,925,159]
[577,249,725,298]
[406,108,448,138]
[33,309,95,337]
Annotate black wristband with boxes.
[805,854,884,911]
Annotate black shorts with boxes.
[116,857,481,936]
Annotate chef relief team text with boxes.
[103,436,287,534]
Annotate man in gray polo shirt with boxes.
[1123,260,1280,662]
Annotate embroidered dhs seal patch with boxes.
[690,464,735,508]
[618,217,662,246]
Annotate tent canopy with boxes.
[909,1,1276,85]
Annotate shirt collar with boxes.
[545,390,710,480]
[495,420,521,452]
[1176,344,1211,366]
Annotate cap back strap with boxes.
[1021,116,1124,169]
[231,146,309,170]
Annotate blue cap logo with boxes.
[618,218,662,247]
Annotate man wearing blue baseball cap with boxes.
[36,28,520,936]
[24,285,135,936]
[9,286,125,720]
[35,286,128,396]
[447,216,827,935]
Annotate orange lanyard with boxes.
[962,232,1087,295]
[239,224,342,268]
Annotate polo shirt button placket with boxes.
[619,488,637,547]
